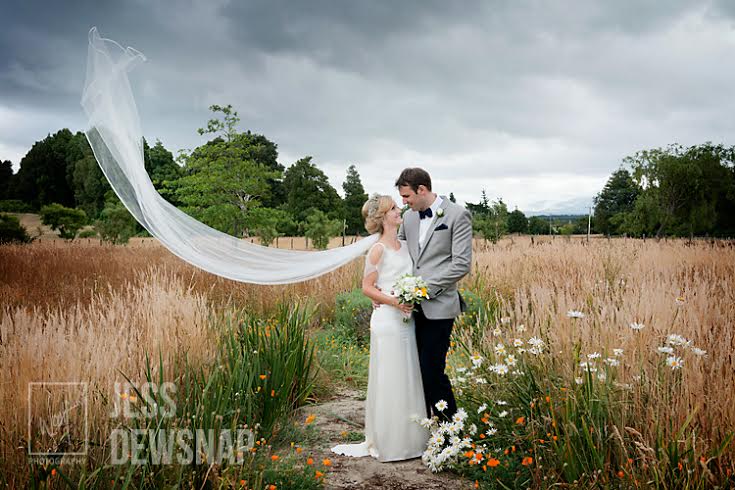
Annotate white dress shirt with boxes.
[418,195,443,250]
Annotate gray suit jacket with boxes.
[398,196,473,320]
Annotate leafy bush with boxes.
[39,203,88,239]
[335,289,372,344]
[78,229,98,238]
[0,200,33,213]
[95,202,138,244]
[304,209,342,249]
[0,213,31,244]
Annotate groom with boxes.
[396,168,473,421]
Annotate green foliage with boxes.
[528,216,549,235]
[469,192,508,243]
[593,168,641,235]
[342,164,368,235]
[283,157,343,223]
[143,139,182,205]
[621,143,735,237]
[78,229,98,238]
[248,207,291,246]
[0,213,31,244]
[0,160,13,200]
[507,209,528,234]
[12,129,78,209]
[0,200,32,213]
[304,209,342,249]
[171,105,280,237]
[39,203,87,239]
[95,199,138,244]
[334,289,373,345]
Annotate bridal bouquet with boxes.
[392,274,429,322]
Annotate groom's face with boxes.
[399,185,428,211]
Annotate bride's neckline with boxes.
[378,240,402,252]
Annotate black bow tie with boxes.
[419,208,433,220]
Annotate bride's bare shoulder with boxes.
[367,242,386,265]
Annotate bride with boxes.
[331,194,429,462]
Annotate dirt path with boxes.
[296,388,466,490]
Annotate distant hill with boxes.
[526,196,594,216]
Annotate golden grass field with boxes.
[1,218,734,486]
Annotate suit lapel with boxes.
[417,197,449,263]
[409,211,420,260]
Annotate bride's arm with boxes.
[361,245,399,306]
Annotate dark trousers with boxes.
[414,305,457,421]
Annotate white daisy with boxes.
[587,352,601,360]
[486,428,498,436]
[604,358,620,367]
[517,324,526,332]
[471,354,484,368]
[528,337,545,348]
[597,372,607,382]
[613,348,624,357]
[468,423,477,435]
[657,346,674,354]
[505,355,518,367]
[494,364,509,375]
[690,347,707,357]
[435,400,448,412]
[513,338,524,347]
[492,327,502,336]
[494,343,507,356]
[477,403,488,414]
[496,400,508,406]
[666,334,689,347]
[498,410,508,418]
[666,356,684,370]
[575,377,584,385]
[567,310,585,319]
[629,322,645,331]
[475,377,487,384]
[501,317,511,325]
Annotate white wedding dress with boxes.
[331,240,429,462]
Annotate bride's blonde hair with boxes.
[362,194,394,234]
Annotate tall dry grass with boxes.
[464,236,735,454]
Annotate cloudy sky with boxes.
[2,1,734,213]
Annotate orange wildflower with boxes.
[271,390,276,397]
[545,395,551,403]
[522,456,533,466]
[617,470,625,478]
[306,457,314,465]
[305,414,316,425]
[464,450,475,458]
[474,480,479,488]
[515,416,525,425]
[479,434,486,439]
[296,447,303,454]
[271,455,279,461]
[239,480,246,486]
[259,375,267,380]
[487,458,500,467]
[268,486,276,490]
[51,469,57,476]
[323,458,332,467]
[315,470,324,479]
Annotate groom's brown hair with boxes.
[395,167,432,193]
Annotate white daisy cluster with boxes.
[420,402,474,472]
[567,310,585,319]
[656,332,707,370]
[578,347,624,383]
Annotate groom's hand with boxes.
[372,287,382,309]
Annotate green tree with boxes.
[304,209,342,249]
[95,199,139,244]
[40,203,88,239]
[171,105,280,237]
[13,129,77,209]
[593,168,640,235]
[528,216,548,235]
[283,156,343,224]
[507,208,528,234]
[144,139,182,203]
[247,207,292,247]
[0,213,31,243]
[0,160,13,200]
[623,143,735,237]
[342,165,368,235]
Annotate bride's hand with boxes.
[393,299,413,315]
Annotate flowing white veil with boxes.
[80,27,378,284]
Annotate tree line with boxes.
[2,104,733,245]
